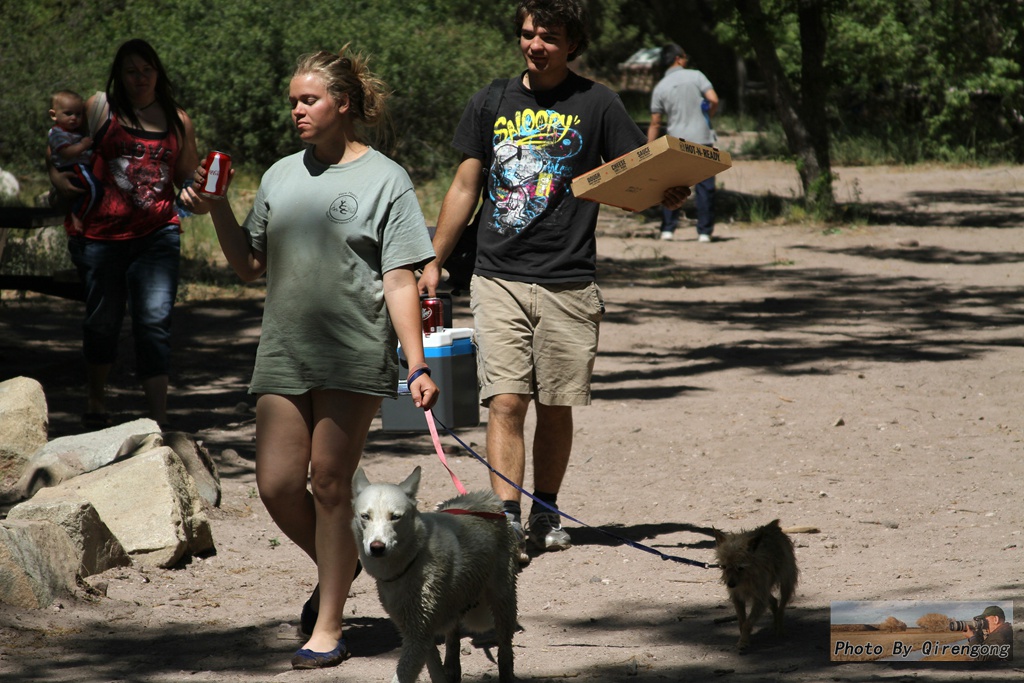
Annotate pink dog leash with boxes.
[426,410,504,520]
[425,408,468,495]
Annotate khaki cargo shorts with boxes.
[470,275,604,406]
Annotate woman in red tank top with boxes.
[48,39,201,430]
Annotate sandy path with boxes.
[1,159,1021,681]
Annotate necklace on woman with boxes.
[134,100,158,115]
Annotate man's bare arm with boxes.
[417,155,484,296]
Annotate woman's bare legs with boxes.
[255,390,382,653]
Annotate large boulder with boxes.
[6,499,131,576]
[14,447,214,569]
[117,430,221,507]
[0,519,78,610]
[10,418,160,503]
[0,377,49,501]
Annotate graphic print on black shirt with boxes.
[488,107,582,236]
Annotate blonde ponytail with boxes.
[293,45,391,127]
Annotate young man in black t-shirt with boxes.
[419,0,688,564]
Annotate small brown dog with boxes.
[712,519,798,650]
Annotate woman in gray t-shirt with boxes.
[185,47,437,670]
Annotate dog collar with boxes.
[378,553,419,583]
[441,509,506,520]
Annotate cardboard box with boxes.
[380,327,480,433]
[571,135,732,212]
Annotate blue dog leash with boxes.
[426,412,716,570]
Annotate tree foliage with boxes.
[1,0,120,175]
[879,616,907,632]
[710,0,1024,163]
[821,0,1024,161]
[1,0,520,178]
[1,0,1021,185]
[695,0,837,212]
[917,613,952,632]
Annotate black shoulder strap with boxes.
[443,78,509,296]
[479,78,508,173]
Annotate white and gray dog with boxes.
[352,466,518,683]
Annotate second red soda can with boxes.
[421,297,443,336]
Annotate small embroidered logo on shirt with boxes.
[327,193,359,223]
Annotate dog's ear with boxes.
[711,528,726,544]
[399,466,421,499]
[352,467,370,495]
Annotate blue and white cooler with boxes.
[381,327,480,432]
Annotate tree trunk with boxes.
[797,0,834,210]
[734,0,834,212]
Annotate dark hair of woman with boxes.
[105,38,186,141]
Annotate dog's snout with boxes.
[370,540,387,557]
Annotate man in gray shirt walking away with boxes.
[649,43,720,242]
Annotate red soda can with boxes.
[198,151,231,197]
[421,297,443,336]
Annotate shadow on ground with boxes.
[3,578,1014,682]
[591,247,1023,404]
[0,614,400,682]
[707,187,1024,229]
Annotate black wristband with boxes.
[407,367,431,384]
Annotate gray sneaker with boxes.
[527,511,571,551]
[508,518,531,566]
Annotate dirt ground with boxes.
[1,151,1022,682]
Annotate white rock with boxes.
[13,418,160,501]
[17,447,214,569]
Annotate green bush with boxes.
[0,0,520,178]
